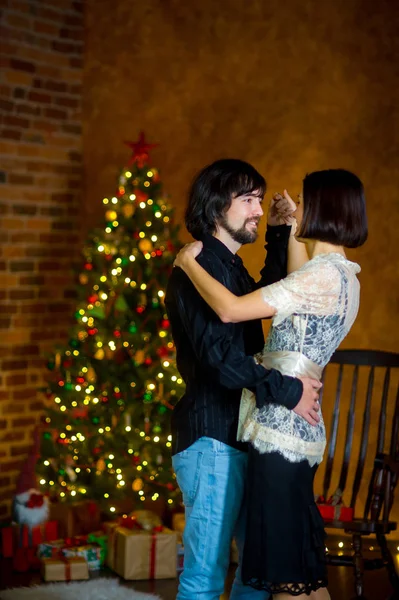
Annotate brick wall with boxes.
[0,0,84,520]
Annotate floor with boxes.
[1,545,398,599]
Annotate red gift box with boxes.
[1,520,58,559]
[316,491,354,522]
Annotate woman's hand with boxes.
[174,241,203,270]
[268,189,297,226]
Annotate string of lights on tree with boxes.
[38,133,184,513]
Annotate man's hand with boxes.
[293,377,323,426]
[267,190,297,226]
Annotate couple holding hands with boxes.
[165,159,367,600]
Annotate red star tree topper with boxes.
[124,132,159,168]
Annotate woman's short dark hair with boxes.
[297,169,368,248]
[185,159,266,240]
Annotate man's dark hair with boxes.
[297,169,368,248]
[185,159,266,240]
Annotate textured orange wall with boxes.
[83,0,399,527]
[84,0,399,354]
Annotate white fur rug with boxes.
[0,579,161,600]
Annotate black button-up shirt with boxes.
[165,225,303,455]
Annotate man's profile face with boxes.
[218,190,264,245]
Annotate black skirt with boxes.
[242,447,328,596]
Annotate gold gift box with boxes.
[41,556,89,582]
[105,524,177,580]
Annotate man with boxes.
[165,159,321,600]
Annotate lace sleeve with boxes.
[261,260,342,325]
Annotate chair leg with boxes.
[376,531,399,595]
[352,534,366,599]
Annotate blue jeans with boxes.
[172,436,269,600]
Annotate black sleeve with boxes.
[171,266,302,410]
[256,225,291,288]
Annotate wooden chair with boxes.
[318,349,399,600]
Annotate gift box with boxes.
[41,556,89,582]
[1,521,58,559]
[62,543,102,571]
[105,523,177,580]
[48,500,101,538]
[37,535,88,559]
[316,490,354,522]
[87,531,108,565]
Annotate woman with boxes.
[174,169,368,599]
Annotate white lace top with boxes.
[238,253,361,466]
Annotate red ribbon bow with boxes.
[26,493,44,508]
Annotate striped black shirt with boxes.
[165,226,303,455]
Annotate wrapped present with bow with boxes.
[48,500,101,538]
[104,517,177,580]
[37,535,88,559]
[41,556,89,582]
[315,489,354,521]
[62,542,103,571]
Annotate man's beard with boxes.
[218,216,260,245]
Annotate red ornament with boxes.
[88,294,98,304]
[144,358,152,365]
[166,483,175,491]
[105,254,113,261]
[114,330,121,338]
[84,263,93,270]
[133,232,140,239]
[132,455,140,465]
[114,392,122,399]
[137,306,145,314]
[101,396,109,403]
[135,189,149,204]
[124,132,158,168]
[88,328,98,336]
[155,250,163,257]
[76,376,85,384]
[157,347,169,357]
[26,493,44,509]
[92,447,101,455]
[63,359,73,368]
[161,319,170,329]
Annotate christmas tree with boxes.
[38,133,183,516]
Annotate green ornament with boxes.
[152,300,159,308]
[47,361,55,371]
[128,323,137,333]
[69,339,80,349]
[59,469,65,475]
[158,405,167,415]
[121,257,129,266]
[92,417,99,424]
[64,382,73,391]
[115,295,129,312]
[44,432,52,439]
[89,306,106,320]
[153,425,162,433]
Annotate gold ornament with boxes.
[87,366,97,383]
[94,348,105,360]
[132,478,143,492]
[130,509,162,531]
[134,349,145,364]
[122,204,135,218]
[79,273,88,285]
[138,239,153,253]
[105,210,118,221]
[96,458,106,471]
